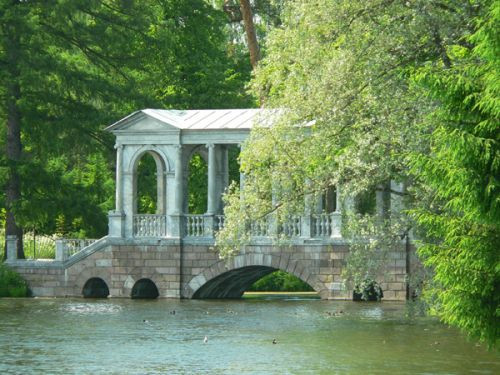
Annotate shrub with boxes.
[353,278,384,301]
[0,263,29,297]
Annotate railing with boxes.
[215,215,225,231]
[281,216,302,237]
[58,238,98,257]
[250,216,270,237]
[185,215,205,237]
[312,213,333,237]
[133,214,167,237]
[311,212,342,238]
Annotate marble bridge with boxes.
[6,109,410,300]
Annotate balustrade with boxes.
[185,215,205,237]
[56,238,98,260]
[250,217,270,237]
[215,215,225,232]
[133,215,167,237]
[312,213,332,237]
[126,212,342,240]
[281,216,302,237]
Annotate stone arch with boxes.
[131,148,170,215]
[75,269,112,297]
[128,145,172,174]
[131,278,159,299]
[185,145,209,214]
[120,267,164,298]
[82,277,109,298]
[185,253,329,299]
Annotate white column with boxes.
[330,184,342,239]
[221,146,229,195]
[390,180,405,215]
[115,144,123,211]
[206,143,217,215]
[335,184,341,212]
[239,143,246,195]
[376,182,391,220]
[6,235,18,261]
[301,179,313,238]
[173,145,183,214]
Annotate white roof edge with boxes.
[105,108,280,132]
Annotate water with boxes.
[0,297,498,374]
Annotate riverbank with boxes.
[243,291,320,299]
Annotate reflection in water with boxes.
[0,298,498,374]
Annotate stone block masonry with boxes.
[6,237,414,301]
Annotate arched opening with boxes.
[82,277,109,298]
[192,266,317,299]
[227,145,241,188]
[187,152,208,214]
[322,186,337,213]
[134,151,166,214]
[131,278,159,299]
[355,189,376,215]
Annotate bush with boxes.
[0,263,29,297]
[249,270,314,292]
[353,278,384,301]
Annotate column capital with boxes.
[205,142,215,149]
[114,143,123,150]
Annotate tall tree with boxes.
[409,0,499,346]
[216,0,498,346]
[239,0,260,69]
[2,1,25,257]
[1,0,252,256]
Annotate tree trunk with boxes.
[4,5,24,259]
[239,0,260,69]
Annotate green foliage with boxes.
[0,263,28,297]
[188,153,208,214]
[217,0,498,347]
[409,0,500,347]
[136,153,158,214]
[249,270,313,292]
[353,278,384,302]
[1,0,253,240]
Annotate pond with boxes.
[0,296,498,374]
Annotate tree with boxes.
[239,0,261,69]
[409,0,499,346]
[1,0,252,256]
[216,0,499,346]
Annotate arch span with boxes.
[131,278,159,299]
[82,277,109,298]
[186,253,328,299]
[128,145,172,174]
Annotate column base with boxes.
[108,211,125,238]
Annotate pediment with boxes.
[105,111,181,133]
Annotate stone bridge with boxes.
[5,109,410,300]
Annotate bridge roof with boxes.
[105,108,275,132]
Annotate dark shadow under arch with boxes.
[131,278,159,299]
[192,266,295,299]
[82,277,109,298]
